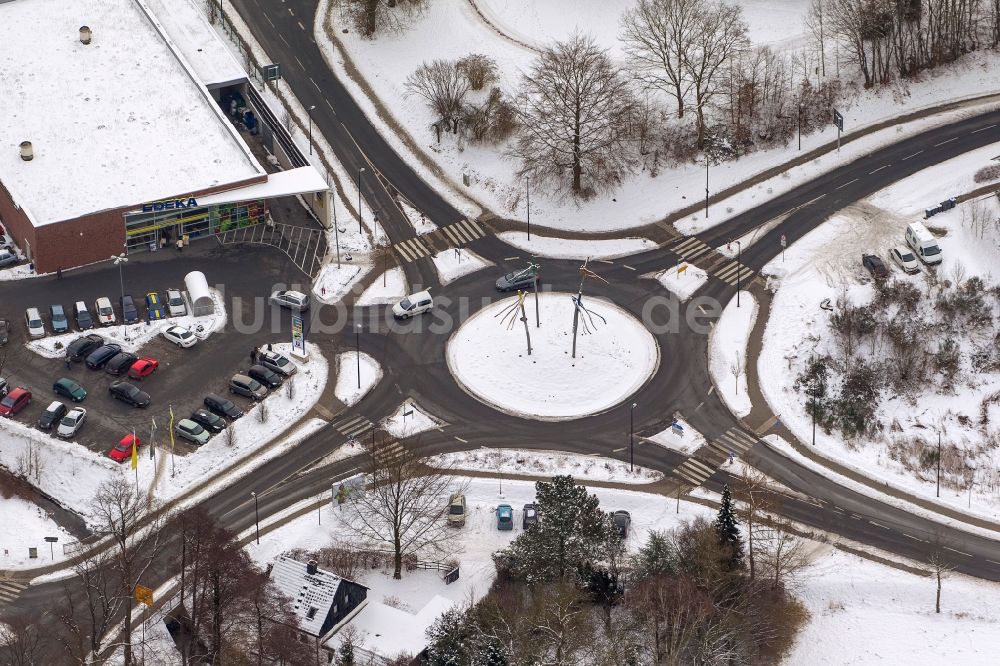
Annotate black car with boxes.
[37,401,68,431]
[109,381,150,408]
[495,267,539,292]
[611,510,631,539]
[105,352,139,376]
[85,343,122,369]
[247,364,282,389]
[204,393,243,420]
[75,303,94,331]
[190,408,226,433]
[66,334,104,362]
[522,503,540,530]
[862,254,889,279]
[0,318,9,346]
[120,295,139,324]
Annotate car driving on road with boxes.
[392,290,433,319]
[269,290,310,312]
[496,267,539,292]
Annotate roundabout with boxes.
[445,291,660,421]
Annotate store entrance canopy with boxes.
[194,166,327,207]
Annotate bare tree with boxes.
[511,33,636,195]
[730,350,744,397]
[757,524,810,589]
[927,535,956,614]
[457,53,498,90]
[14,440,44,484]
[733,466,774,580]
[56,547,124,664]
[620,0,699,118]
[405,60,470,126]
[223,420,238,448]
[342,0,426,39]
[804,0,827,78]
[340,438,463,578]
[0,613,43,666]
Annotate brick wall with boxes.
[0,179,37,261]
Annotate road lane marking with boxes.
[902,533,926,542]
[695,401,704,411]
[972,124,997,133]
[707,386,715,395]
[326,99,336,113]
[264,13,275,27]
[901,150,923,161]
[503,256,520,261]
[943,546,972,557]
[453,436,468,443]
[288,7,295,15]
[986,559,1000,565]
[850,513,863,519]
[869,164,890,174]
[623,264,636,271]
[612,447,625,452]
[294,55,305,69]
[279,33,290,47]
[835,178,859,190]
[868,520,891,530]
[934,137,958,147]
[310,77,321,91]
[298,20,306,31]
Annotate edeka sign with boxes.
[141,198,199,213]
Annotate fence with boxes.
[216,221,328,278]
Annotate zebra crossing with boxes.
[372,440,406,465]
[393,237,434,263]
[331,414,375,439]
[711,259,755,287]
[393,219,487,263]
[672,427,759,487]
[670,236,715,261]
[670,237,757,288]
[0,580,27,607]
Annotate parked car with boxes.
[145,292,166,321]
[269,290,310,312]
[74,301,94,331]
[85,343,122,369]
[174,418,210,446]
[162,325,197,348]
[247,364,282,389]
[230,374,267,400]
[108,433,140,463]
[496,504,514,531]
[889,246,921,274]
[37,401,68,431]
[0,249,17,268]
[25,307,45,338]
[56,407,87,438]
[204,393,243,420]
[120,295,139,325]
[258,350,297,377]
[522,503,540,530]
[611,510,631,539]
[906,221,943,265]
[862,254,889,279]
[392,290,433,319]
[66,334,104,362]
[50,304,69,334]
[109,381,150,408]
[95,297,116,326]
[53,377,87,402]
[165,288,187,316]
[0,387,31,416]
[0,377,9,398]
[496,267,539,293]
[104,352,138,377]
[128,357,159,380]
[0,318,9,345]
[448,493,467,527]
[190,408,226,433]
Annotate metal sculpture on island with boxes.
[571,258,608,359]
[496,289,533,356]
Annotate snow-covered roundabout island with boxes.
[446,292,659,420]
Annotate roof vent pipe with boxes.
[306,560,318,575]
[19,141,33,161]
[80,26,92,44]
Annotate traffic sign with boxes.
[780,234,787,248]
[261,63,281,82]
[832,109,844,131]
[135,584,154,607]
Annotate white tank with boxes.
[19,141,33,161]
[79,26,92,44]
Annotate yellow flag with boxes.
[169,406,176,456]
[130,436,138,470]
[677,263,688,274]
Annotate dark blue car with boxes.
[145,292,166,321]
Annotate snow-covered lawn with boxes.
[334,351,382,406]
[357,267,407,306]
[654,262,709,301]
[26,288,227,358]
[496,232,655,260]
[429,448,663,484]
[446,292,658,420]
[431,247,492,285]
[710,292,758,418]
[0,495,75,567]
[381,399,442,438]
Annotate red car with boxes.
[128,357,159,380]
[108,433,141,463]
[0,388,31,416]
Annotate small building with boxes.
[183,271,213,316]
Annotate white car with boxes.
[175,418,210,446]
[166,289,187,317]
[24,307,45,339]
[889,246,920,275]
[163,325,197,348]
[392,290,433,319]
[95,297,116,326]
[57,407,87,438]
[269,290,310,312]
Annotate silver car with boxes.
[174,418,210,446]
[57,407,87,439]
[269,290,310,312]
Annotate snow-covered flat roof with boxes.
[144,0,247,88]
[337,595,454,659]
[0,0,264,227]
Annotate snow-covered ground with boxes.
[312,262,370,304]
[710,292,758,418]
[654,263,709,302]
[25,288,227,358]
[431,247,493,285]
[0,495,74,567]
[401,198,438,235]
[645,417,707,456]
[357,267,408,306]
[446,292,658,420]
[381,399,442,438]
[429,448,663,484]
[496,232,655,260]
[334,351,382,406]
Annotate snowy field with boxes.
[0,495,74,567]
[655,262,709,301]
[381,399,442,438]
[333,351,382,406]
[496,232,655,260]
[357,267,408,306]
[431,247,492,285]
[446,292,658,420]
[428,448,663,484]
[710,292,758,418]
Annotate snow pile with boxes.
[431,248,493,285]
[401,199,438,235]
[334,351,382,406]
[0,495,75,567]
[645,417,707,455]
[446,292,658,420]
[655,263,709,301]
[497,232,655,260]
[709,292,758,418]
[357,267,408,306]
[429,448,663,484]
[381,400,442,438]
[312,262,370,304]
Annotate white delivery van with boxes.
[905,222,942,265]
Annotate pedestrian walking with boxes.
[267,343,272,352]
[65,358,71,371]
[176,238,183,252]
[56,266,63,280]
[250,347,257,364]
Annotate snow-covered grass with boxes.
[26,288,227,358]
[429,448,663,484]
[357,267,407,306]
[654,262,709,301]
[709,292,757,418]
[446,292,658,420]
[381,399,442,439]
[645,417,707,456]
[0,495,75,567]
[430,247,492,285]
[334,351,382,406]
[400,198,438,235]
[496,232,655,260]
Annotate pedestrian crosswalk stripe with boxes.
[673,466,703,485]
[441,225,463,245]
[716,261,742,280]
[394,238,432,263]
[462,218,485,235]
[685,458,715,476]
[0,582,26,603]
[454,222,478,243]
[332,415,374,438]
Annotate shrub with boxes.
[457,53,498,90]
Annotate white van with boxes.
[905,222,942,265]
[392,290,434,319]
[24,307,45,338]
[94,297,116,326]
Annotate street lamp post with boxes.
[251,492,260,545]
[113,252,128,337]
[629,402,637,472]
[308,105,316,155]
[356,324,362,389]
[734,240,742,307]
[704,154,710,219]
[357,167,366,235]
[798,103,803,151]
[525,175,531,241]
